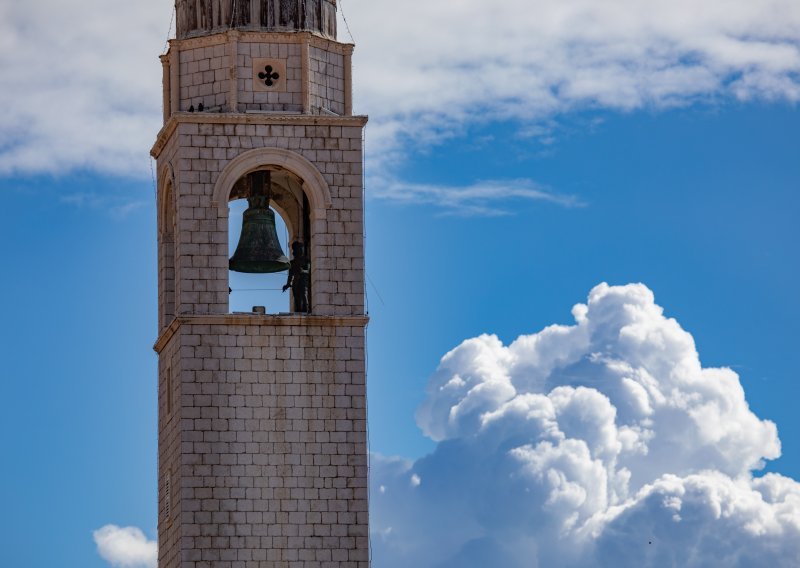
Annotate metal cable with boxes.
[162,5,176,54]
[338,0,356,43]
[150,157,158,202]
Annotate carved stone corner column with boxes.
[343,45,353,116]
[227,29,241,112]
[160,54,171,123]
[301,36,311,114]
[169,42,180,115]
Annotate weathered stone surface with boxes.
[157,316,368,568]
[176,0,338,41]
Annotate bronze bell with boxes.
[229,171,290,273]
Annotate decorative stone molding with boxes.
[171,29,354,54]
[153,313,370,353]
[252,58,287,91]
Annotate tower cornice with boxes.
[169,29,354,54]
[154,313,370,354]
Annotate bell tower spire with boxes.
[152,0,369,565]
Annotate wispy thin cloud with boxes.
[60,192,149,219]
[374,177,585,216]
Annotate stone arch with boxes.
[212,147,331,219]
[157,163,178,329]
[158,163,177,241]
[216,147,328,315]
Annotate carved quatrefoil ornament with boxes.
[259,65,279,86]
[252,58,287,93]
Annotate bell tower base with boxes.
[156,314,369,568]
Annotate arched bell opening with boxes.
[158,177,178,330]
[227,167,312,315]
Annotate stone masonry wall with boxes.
[169,32,351,117]
[180,43,231,111]
[308,47,345,116]
[238,40,304,112]
[163,117,365,319]
[159,220,177,331]
[159,335,183,568]
[157,315,369,568]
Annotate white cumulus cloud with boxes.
[93,525,157,568]
[372,282,800,567]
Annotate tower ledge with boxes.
[154,313,370,354]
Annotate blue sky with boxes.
[1,1,799,567]
[367,103,800,468]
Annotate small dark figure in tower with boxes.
[282,241,310,313]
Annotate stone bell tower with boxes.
[151,1,369,566]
